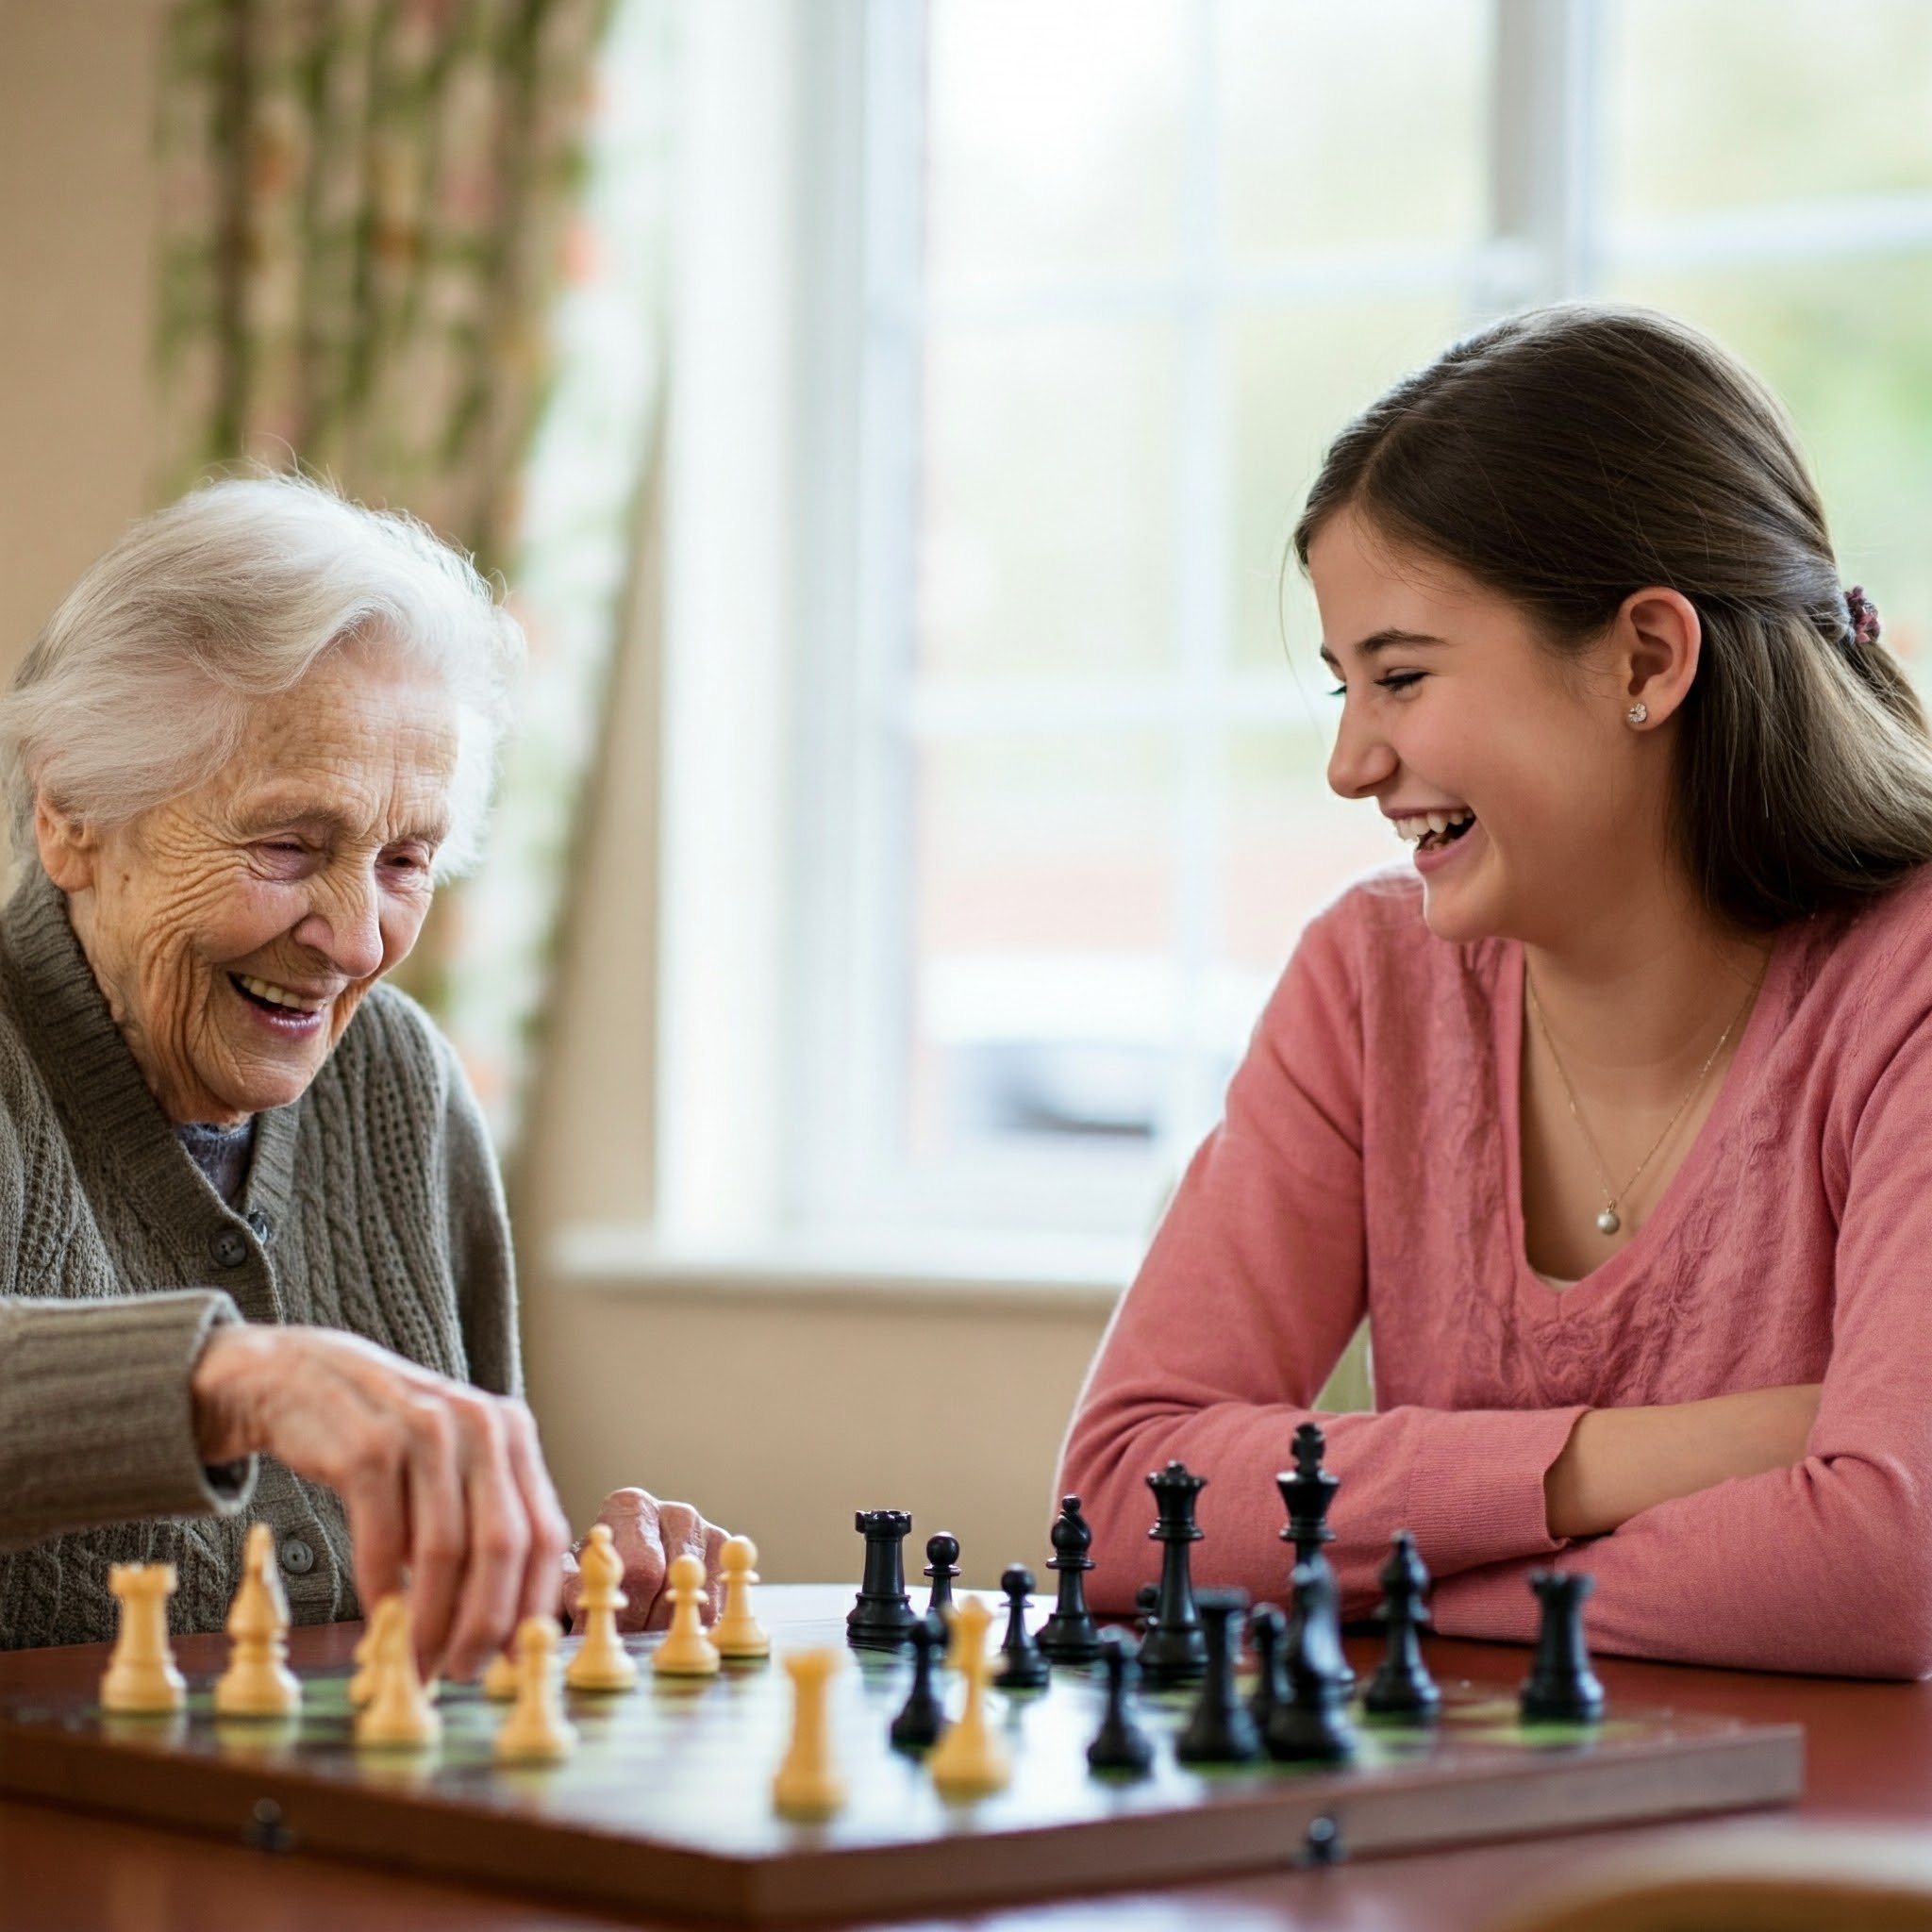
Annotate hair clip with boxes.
[1845,585,1883,650]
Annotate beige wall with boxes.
[0,0,165,683]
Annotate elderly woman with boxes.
[0,477,721,1674]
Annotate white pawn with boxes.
[481,1648,521,1701]
[927,1597,1009,1799]
[101,1563,186,1715]
[651,1551,721,1677]
[772,1648,844,1819]
[496,1615,577,1764]
[713,1535,771,1660]
[354,1591,441,1750]
[565,1523,637,1692]
[349,1591,401,1708]
[215,1524,301,1717]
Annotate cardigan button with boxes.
[244,1208,271,1244]
[210,1227,250,1270]
[278,1537,316,1577]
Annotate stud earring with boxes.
[1626,703,1649,725]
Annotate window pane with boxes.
[925,0,1187,291]
[910,732,1176,1151]
[1224,725,1403,979]
[1608,260,1932,669]
[918,323,1179,681]
[1606,0,1932,222]
[1227,299,1468,673]
[1219,0,1489,259]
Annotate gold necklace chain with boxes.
[1524,963,1764,1238]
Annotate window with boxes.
[659,0,1932,1261]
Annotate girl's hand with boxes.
[1545,1382,1824,1541]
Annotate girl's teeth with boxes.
[1426,812,1450,837]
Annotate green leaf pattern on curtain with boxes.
[157,0,606,573]
[154,0,675,1141]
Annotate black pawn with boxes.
[1176,1589,1262,1765]
[1134,1581,1159,1634]
[1520,1570,1605,1724]
[1265,1558,1357,1764]
[924,1532,960,1620]
[1246,1602,1288,1736]
[889,1616,948,1751]
[1037,1496,1102,1664]
[1138,1460,1208,1689]
[993,1565,1050,1690]
[1085,1628,1155,1776]
[847,1508,920,1651]
[1364,1530,1440,1724]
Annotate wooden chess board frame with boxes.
[0,1594,1804,1924]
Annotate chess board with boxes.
[0,1589,1804,1924]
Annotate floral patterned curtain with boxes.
[155,0,607,570]
[153,0,676,1139]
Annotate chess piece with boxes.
[1177,1589,1262,1764]
[1037,1496,1102,1665]
[652,1551,722,1677]
[926,1597,1009,1798]
[993,1565,1049,1690]
[1085,1628,1155,1777]
[215,1524,301,1717]
[924,1532,960,1621]
[1134,1581,1159,1634]
[889,1616,948,1752]
[349,1592,400,1708]
[848,1509,920,1651]
[1246,1602,1288,1736]
[1364,1530,1440,1723]
[1265,1559,1356,1764]
[495,1615,577,1763]
[712,1534,771,1660]
[773,1648,845,1818]
[566,1523,639,1692]
[1520,1570,1605,1724]
[481,1648,521,1701]
[1138,1460,1208,1688]
[1276,1423,1354,1690]
[355,1591,441,1749]
[101,1562,186,1714]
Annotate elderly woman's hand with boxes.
[558,1488,732,1633]
[191,1323,571,1682]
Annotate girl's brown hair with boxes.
[1293,303,1932,931]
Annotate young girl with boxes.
[1057,304,1932,1679]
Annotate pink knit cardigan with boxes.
[1058,866,1932,1678]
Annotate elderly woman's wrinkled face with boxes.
[40,640,459,1124]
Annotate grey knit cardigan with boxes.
[0,864,519,1650]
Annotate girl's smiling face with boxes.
[1308,508,1676,951]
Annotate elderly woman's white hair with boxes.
[0,475,524,877]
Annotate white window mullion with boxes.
[1480,0,1605,312]
[1163,0,1234,1171]
[846,0,931,1224]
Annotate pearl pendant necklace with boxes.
[1525,964,1764,1241]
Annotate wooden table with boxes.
[0,1586,1919,1931]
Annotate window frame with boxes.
[657,0,1932,1259]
